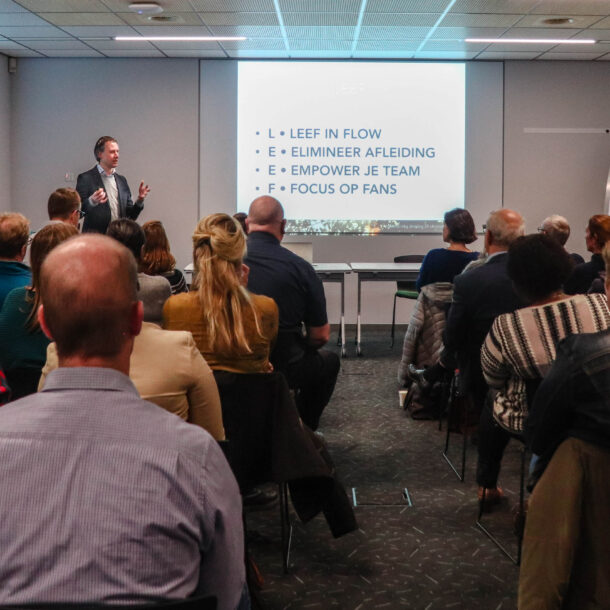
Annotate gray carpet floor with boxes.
[247,327,522,610]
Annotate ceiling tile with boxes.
[356,39,421,50]
[289,38,352,50]
[365,0,450,12]
[587,17,610,29]
[226,48,288,57]
[0,25,71,37]
[118,12,204,27]
[0,39,28,48]
[359,25,429,39]
[451,0,539,13]
[198,12,278,26]
[221,38,285,49]
[422,39,488,51]
[207,24,283,36]
[289,49,350,57]
[539,51,606,59]
[0,0,27,11]
[581,28,610,39]
[531,1,610,16]
[280,0,360,10]
[0,47,43,55]
[17,0,108,11]
[63,25,137,37]
[596,52,610,60]
[0,11,49,25]
[477,50,540,59]
[482,41,557,52]
[41,49,103,56]
[103,49,166,56]
[413,50,478,58]
[515,14,603,28]
[352,49,415,58]
[282,12,358,27]
[190,0,275,10]
[26,39,91,49]
[430,26,507,39]
[131,25,214,36]
[285,26,355,39]
[86,39,157,50]
[38,13,127,27]
[441,13,523,27]
[501,27,581,38]
[163,49,227,57]
[103,0,194,9]
[362,13,442,27]
[151,40,222,50]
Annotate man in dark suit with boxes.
[76,136,150,234]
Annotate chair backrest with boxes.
[394,254,425,291]
[0,595,217,610]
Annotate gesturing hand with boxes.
[91,188,107,204]
[139,181,151,200]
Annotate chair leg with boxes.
[279,482,292,574]
[476,443,526,565]
[442,378,467,482]
[391,294,398,347]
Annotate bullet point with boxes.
[280,186,285,191]
[280,131,285,136]
[256,186,260,191]
[281,149,286,154]
[256,131,260,135]
[256,168,260,172]
[256,150,260,154]
[281,168,286,173]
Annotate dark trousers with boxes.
[283,348,340,431]
[476,394,511,489]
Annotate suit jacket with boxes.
[442,252,524,404]
[76,166,143,234]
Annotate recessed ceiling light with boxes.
[465,38,595,44]
[128,3,163,15]
[115,36,247,41]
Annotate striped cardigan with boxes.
[481,293,610,432]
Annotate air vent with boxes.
[148,15,179,22]
[541,17,574,25]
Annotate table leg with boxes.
[340,276,346,357]
[356,274,362,357]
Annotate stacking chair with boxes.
[390,254,425,347]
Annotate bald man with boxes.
[245,196,340,431]
[0,235,246,609]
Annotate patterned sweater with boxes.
[481,293,610,432]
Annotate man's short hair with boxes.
[588,215,610,251]
[541,215,570,246]
[106,219,145,262]
[48,188,81,221]
[94,136,117,162]
[40,235,138,359]
[486,210,525,248]
[0,212,30,259]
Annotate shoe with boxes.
[407,364,430,390]
[477,486,504,511]
[243,488,278,509]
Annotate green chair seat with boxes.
[396,289,419,299]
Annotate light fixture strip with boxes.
[465,38,596,44]
[115,36,247,41]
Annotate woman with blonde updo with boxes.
[163,213,278,372]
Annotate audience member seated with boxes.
[564,214,610,294]
[244,196,340,431]
[538,213,584,265]
[525,242,610,487]
[47,187,83,228]
[233,212,248,235]
[164,213,278,374]
[415,207,479,291]
[0,223,78,399]
[0,234,245,608]
[40,272,225,441]
[140,220,188,294]
[518,438,610,609]
[479,234,610,502]
[106,218,172,308]
[0,212,31,308]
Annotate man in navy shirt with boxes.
[245,196,340,430]
[0,212,32,309]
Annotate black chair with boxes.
[391,254,425,347]
[4,367,41,401]
[0,596,217,609]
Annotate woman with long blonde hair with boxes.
[163,213,278,372]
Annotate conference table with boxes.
[349,262,421,356]
[312,263,351,357]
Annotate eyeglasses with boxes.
[75,209,86,219]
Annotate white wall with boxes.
[10,58,199,267]
[7,58,610,329]
[504,61,610,258]
[0,55,11,213]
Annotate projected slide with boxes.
[237,62,465,234]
